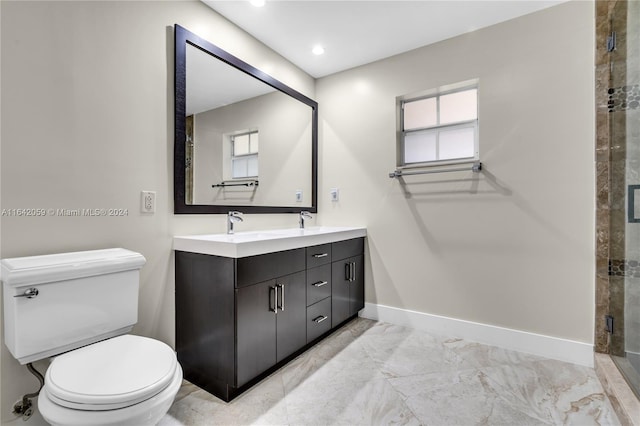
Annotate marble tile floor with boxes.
[160,318,620,426]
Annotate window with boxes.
[400,86,478,166]
[231,131,259,178]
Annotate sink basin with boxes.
[174,226,366,258]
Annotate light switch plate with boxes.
[295,190,303,202]
[330,188,339,202]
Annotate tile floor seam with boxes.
[380,375,425,425]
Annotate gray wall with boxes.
[0,0,594,424]
[316,2,595,343]
[317,0,594,342]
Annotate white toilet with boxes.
[2,248,182,426]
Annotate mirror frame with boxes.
[174,24,318,214]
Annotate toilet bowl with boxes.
[1,248,182,425]
[38,335,182,426]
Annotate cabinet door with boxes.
[276,271,307,362]
[236,280,277,387]
[331,258,352,327]
[332,255,365,327]
[349,255,364,316]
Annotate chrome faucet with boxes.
[227,211,243,234]
[299,211,312,229]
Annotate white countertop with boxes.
[173,226,367,258]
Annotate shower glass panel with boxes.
[609,0,640,398]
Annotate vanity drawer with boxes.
[331,238,364,261]
[307,297,331,343]
[236,248,305,288]
[306,264,331,306]
[306,244,332,268]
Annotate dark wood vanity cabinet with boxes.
[175,237,364,402]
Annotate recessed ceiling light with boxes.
[250,0,265,7]
[312,45,325,56]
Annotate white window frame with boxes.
[230,130,259,179]
[398,83,479,168]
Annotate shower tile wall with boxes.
[595,0,616,355]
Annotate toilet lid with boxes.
[45,335,178,411]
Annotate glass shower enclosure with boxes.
[608,0,640,398]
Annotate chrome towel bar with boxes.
[389,162,482,178]
[212,180,259,188]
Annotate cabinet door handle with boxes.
[312,280,328,287]
[345,261,356,282]
[277,284,285,311]
[270,286,278,314]
[313,253,328,258]
[313,315,328,324]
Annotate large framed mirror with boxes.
[174,24,318,214]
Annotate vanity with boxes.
[174,227,366,401]
[172,25,351,401]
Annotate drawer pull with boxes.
[312,253,328,258]
[313,315,328,324]
[312,280,328,287]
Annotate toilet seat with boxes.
[45,335,178,411]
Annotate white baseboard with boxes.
[359,302,594,368]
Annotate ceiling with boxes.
[203,0,566,79]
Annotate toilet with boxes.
[2,248,182,426]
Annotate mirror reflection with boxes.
[175,25,317,213]
[186,44,312,206]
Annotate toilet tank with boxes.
[2,248,146,364]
